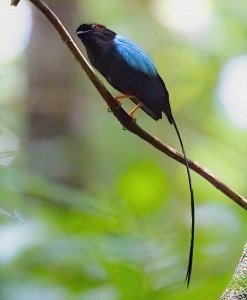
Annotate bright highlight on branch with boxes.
[0,1,32,63]
[151,0,212,38]
[218,55,247,129]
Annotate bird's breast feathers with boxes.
[113,35,157,77]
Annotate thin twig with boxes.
[11,0,247,210]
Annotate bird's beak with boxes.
[76,29,92,39]
[76,30,85,36]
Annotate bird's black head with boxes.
[76,23,116,44]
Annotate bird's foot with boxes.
[107,94,132,113]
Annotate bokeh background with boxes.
[0,0,247,299]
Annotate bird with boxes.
[76,23,195,287]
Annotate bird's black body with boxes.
[76,23,195,287]
[76,23,172,122]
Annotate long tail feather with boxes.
[171,115,195,288]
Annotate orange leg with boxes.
[115,94,133,102]
[107,95,142,121]
[107,94,134,112]
[128,102,142,118]
[122,102,142,130]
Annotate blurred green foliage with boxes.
[0,0,247,299]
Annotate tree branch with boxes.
[10,0,20,6]
[12,0,247,210]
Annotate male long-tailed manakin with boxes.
[76,23,195,287]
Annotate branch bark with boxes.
[11,0,247,210]
[10,0,20,6]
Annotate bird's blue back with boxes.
[110,35,172,121]
[114,35,158,77]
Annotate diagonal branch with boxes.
[10,0,20,6]
[12,0,247,210]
